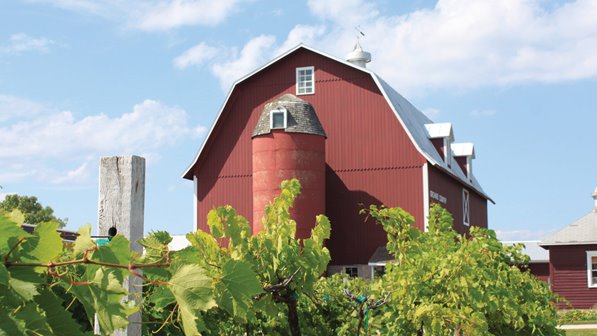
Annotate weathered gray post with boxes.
[97,156,145,336]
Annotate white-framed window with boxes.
[296,66,314,95]
[587,251,597,288]
[345,266,359,278]
[270,107,287,129]
[462,189,470,226]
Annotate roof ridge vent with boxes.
[346,39,371,68]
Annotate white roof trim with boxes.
[451,143,475,158]
[424,123,453,140]
[181,44,492,202]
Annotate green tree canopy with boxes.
[0,194,67,228]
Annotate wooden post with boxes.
[96,156,145,336]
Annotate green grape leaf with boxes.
[15,301,52,335]
[35,288,88,336]
[73,225,95,256]
[90,235,132,283]
[149,285,176,310]
[178,304,201,336]
[20,221,62,269]
[311,215,331,247]
[6,209,25,225]
[168,265,216,335]
[8,277,38,301]
[70,268,135,335]
[0,306,26,336]
[216,259,263,320]
[0,264,8,286]
[0,216,30,255]
[139,231,171,261]
[186,230,221,263]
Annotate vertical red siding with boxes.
[326,167,423,265]
[549,245,597,309]
[427,165,488,234]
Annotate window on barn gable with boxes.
[296,66,314,95]
[345,266,359,278]
[463,189,470,226]
[270,107,287,129]
[587,251,597,288]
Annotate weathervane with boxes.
[354,25,365,41]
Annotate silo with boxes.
[252,94,326,239]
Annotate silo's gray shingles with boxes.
[252,93,326,138]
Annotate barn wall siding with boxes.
[549,244,597,309]
[528,262,550,282]
[427,165,488,234]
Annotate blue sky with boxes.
[1,0,596,240]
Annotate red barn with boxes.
[183,44,492,277]
[540,188,597,308]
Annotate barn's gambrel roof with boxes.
[182,44,491,201]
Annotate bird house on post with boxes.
[97,155,145,336]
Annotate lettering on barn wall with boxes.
[430,190,447,204]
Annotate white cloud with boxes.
[306,0,379,26]
[422,108,440,121]
[470,109,496,118]
[211,35,277,90]
[0,95,45,121]
[174,42,219,69]
[30,0,239,31]
[0,98,207,184]
[51,161,92,184]
[1,33,55,54]
[132,0,238,31]
[177,0,597,95]
[295,0,597,95]
[275,25,326,55]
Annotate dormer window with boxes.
[451,143,475,179]
[270,107,287,129]
[296,66,314,95]
[424,123,453,165]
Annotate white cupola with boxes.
[346,40,371,68]
[592,186,597,210]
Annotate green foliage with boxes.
[560,310,597,324]
[364,203,562,335]
[1,184,562,336]
[0,194,67,228]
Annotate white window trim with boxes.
[444,137,452,166]
[270,107,287,129]
[466,156,472,178]
[587,251,597,288]
[462,189,470,226]
[296,66,315,95]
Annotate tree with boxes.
[0,194,67,227]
